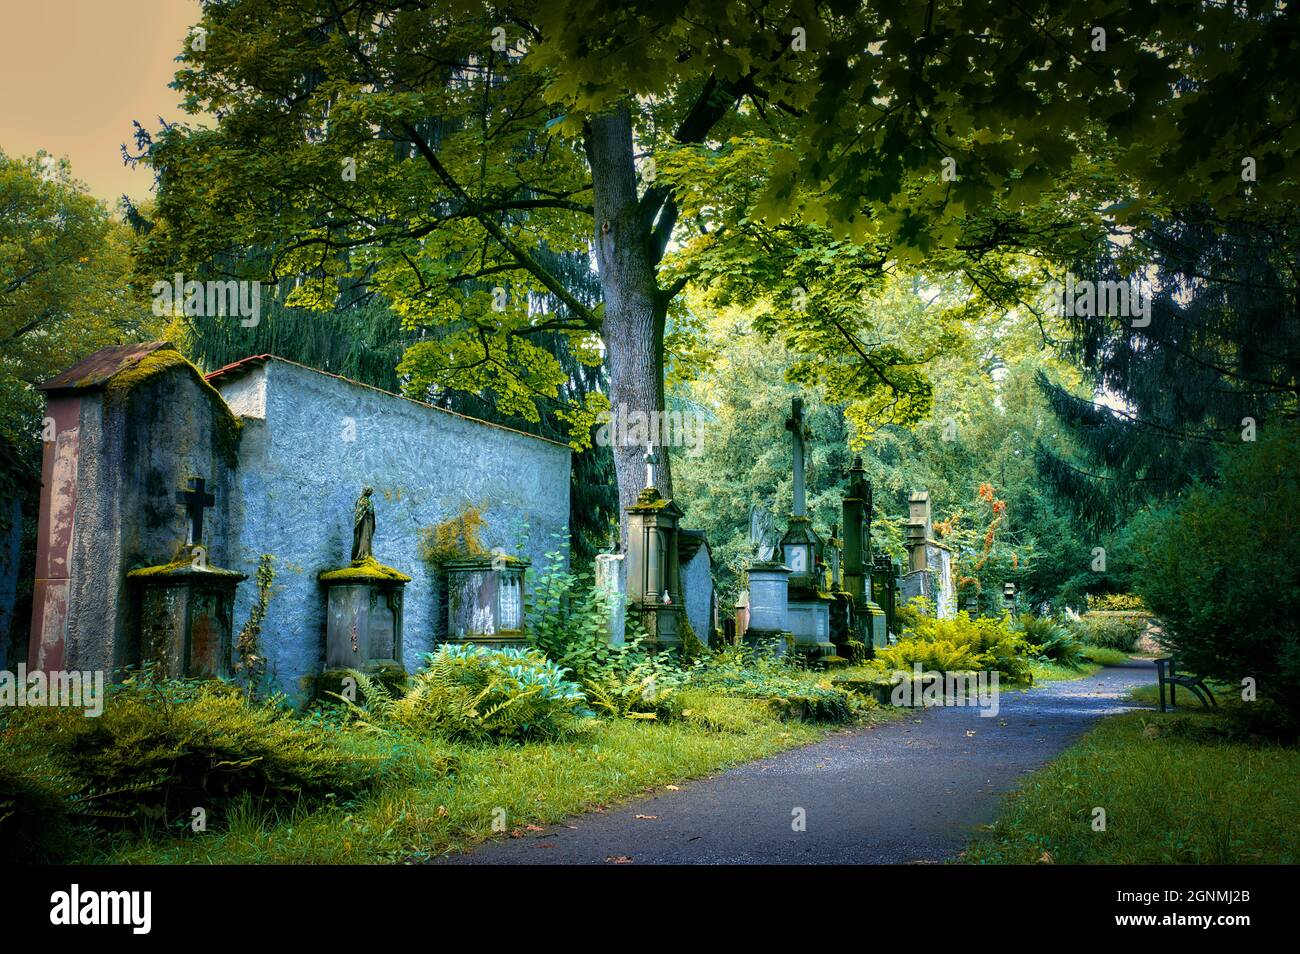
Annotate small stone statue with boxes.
[351,486,375,562]
[750,506,778,561]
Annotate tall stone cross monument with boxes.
[779,397,835,658]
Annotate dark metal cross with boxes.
[176,477,215,546]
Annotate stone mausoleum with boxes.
[27,343,571,702]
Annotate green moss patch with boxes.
[319,556,412,583]
[105,348,243,468]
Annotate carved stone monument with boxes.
[318,488,410,689]
[902,491,957,619]
[744,561,791,651]
[444,552,530,645]
[778,398,835,659]
[625,445,683,650]
[840,456,888,650]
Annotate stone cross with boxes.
[644,442,658,490]
[785,397,807,517]
[176,477,215,546]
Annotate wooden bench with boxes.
[1154,657,1217,712]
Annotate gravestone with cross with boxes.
[177,477,215,547]
[130,473,246,678]
[26,342,244,679]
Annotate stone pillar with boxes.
[841,456,869,608]
[906,491,932,574]
[595,552,627,646]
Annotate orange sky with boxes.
[0,0,202,204]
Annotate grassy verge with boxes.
[1078,646,1134,667]
[961,707,1300,864]
[97,700,870,864]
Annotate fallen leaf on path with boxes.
[607,855,634,865]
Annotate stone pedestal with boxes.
[444,555,529,645]
[319,557,410,672]
[129,558,245,678]
[744,561,790,650]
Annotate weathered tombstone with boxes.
[839,455,887,650]
[901,491,956,619]
[734,588,750,640]
[677,529,713,647]
[873,553,904,642]
[625,445,683,650]
[444,553,530,645]
[778,398,835,658]
[318,488,410,686]
[128,477,246,678]
[28,343,243,678]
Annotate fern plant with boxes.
[334,644,592,742]
[1012,613,1085,668]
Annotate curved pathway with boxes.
[440,660,1156,864]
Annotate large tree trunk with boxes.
[586,109,671,547]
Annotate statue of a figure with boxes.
[351,486,375,562]
[750,506,779,561]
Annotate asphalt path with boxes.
[439,660,1157,864]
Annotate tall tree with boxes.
[1037,207,1300,528]
[131,0,1294,535]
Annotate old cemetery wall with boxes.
[213,358,570,700]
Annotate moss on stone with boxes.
[419,504,490,565]
[127,558,245,582]
[319,556,412,583]
[105,348,244,468]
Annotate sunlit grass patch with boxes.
[962,709,1300,864]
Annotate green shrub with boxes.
[337,644,592,742]
[582,655,690,721]
[883,611,1035,683]
[1012,614,1085,668]
[873,637,986,673]
[0,729,83,863]
[1,673,398,858]
[675,688,772,733]
[1086,593,1147,613]
[1134,423,1300,731]
[527,535,625,681]
[1073,614,1147,652]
